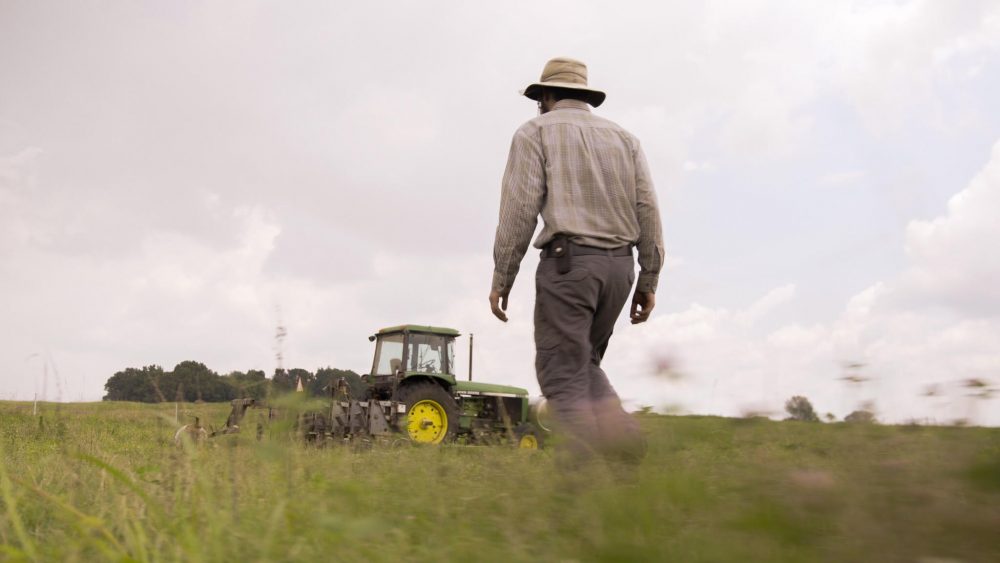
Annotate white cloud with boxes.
[0,146,42,187]
[819,170,867,186]
[682,160,714,173]
[0,147,45,247]
[739,283,797,326]
[900,141,1000,315]
[828,0,1000,132]
[603,140,1000,425]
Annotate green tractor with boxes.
[363,324,543,447]
[217,324,547,448]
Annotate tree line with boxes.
[784,395,876,423]
[102,361,366,403]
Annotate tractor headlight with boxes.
[528,397,552,432]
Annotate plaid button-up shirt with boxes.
[492,99,665,295]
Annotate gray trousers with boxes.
[534,252,647,466]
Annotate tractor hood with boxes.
[453,380,529,397]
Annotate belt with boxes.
[542,240,632,258]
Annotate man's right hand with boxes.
[630,291,655,324]
[489,290,509,322]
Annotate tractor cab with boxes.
[367,325,459,395]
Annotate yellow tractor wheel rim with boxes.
[406,399,448,444]
[518,434,539,449]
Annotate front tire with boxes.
[514,422,544,449]
[394,381,458,444]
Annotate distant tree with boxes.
[224,369,269,400]
[202,371,237,402]
[845,410,876,424]
[287,368,314,392]
[824,412,837,422]
[223,370,246,394]
[313,367,367,398]
[103,367,150,401]
[159,361,233,402]
[271,369,297,394]
[784,395,820,422]
[103,365,165,402]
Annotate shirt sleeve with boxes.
[633,141,665,293]
[491,128,546,294]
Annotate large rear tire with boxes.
[394,381,458,444]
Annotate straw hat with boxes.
[521,57,606,108]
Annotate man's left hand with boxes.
[630,291,655,324]
[489,290,509,322]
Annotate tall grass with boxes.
[1,401,998,562]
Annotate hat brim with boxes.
[521,82,606,108]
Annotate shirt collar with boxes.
[552,99,591,112]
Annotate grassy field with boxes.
[1,400,998,562]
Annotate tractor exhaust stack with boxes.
[468,333,474,381]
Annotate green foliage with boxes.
[103,365,165,402]
[103,362,234,403]
[225,369,268,400]
[784,395,821,422]
[104,364,366,403]
[1,402,998,562]
[845,410,877,424]
[270,368,297,394]
[287,368,314,391]
[168,361,227,402]
[313,367,367,398]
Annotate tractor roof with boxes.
[376,324,460,337]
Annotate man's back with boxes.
[514,99,644,251]
[493,98,662,297]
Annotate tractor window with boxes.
[408,334,448,374]
[374,334,404,375]
[447,340,455,376]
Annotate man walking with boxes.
[489,57,664,471]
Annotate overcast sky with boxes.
[2,1,999,425]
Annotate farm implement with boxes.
[213,325,547,448]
